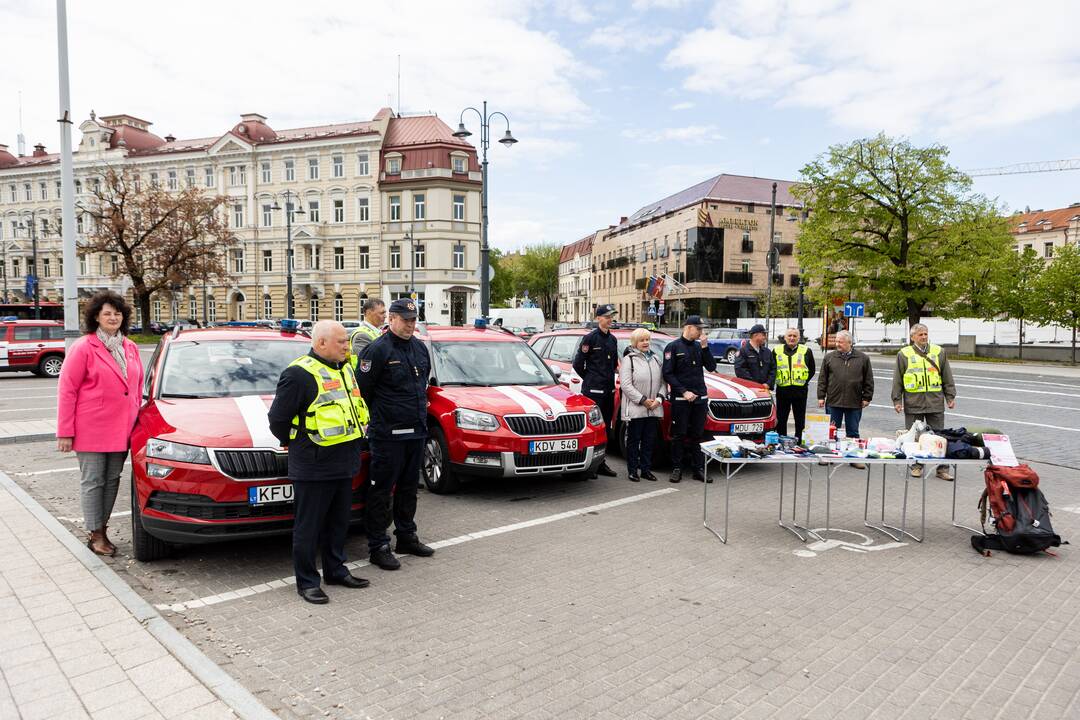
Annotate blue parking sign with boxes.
[843,302,865,318]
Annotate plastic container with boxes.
[764,431,780,445]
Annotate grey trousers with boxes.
[77,451,127,531]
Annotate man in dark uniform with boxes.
[268,320,370,605]
[734,324,776,389]
[662,315,716,483]
[572,304,619,477]
[355,298,434,570]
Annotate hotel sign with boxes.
[714,216,759,231]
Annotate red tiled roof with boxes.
[109,124,166,151]
[384,115,473,148]
[560,233,595,263]
[1009,205,1080,234]
[0,145,18,168]
[620,174,801,230]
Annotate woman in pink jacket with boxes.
[57,291,144,556]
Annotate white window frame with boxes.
[356,152,370,175]
[262,203,273,227]
[333,199,344,223]
[39,182,48,200]
[358,245,370,270]
[390,245,401,269]
[333,247,345,270]
[308,199,321,223]
[307,157,320,180]
[232,249,245,274]
[452,156,466,174]
[232,204,244,228]
[166,170,178,190]
[414,243,425,269]
[453,244,465,269]
[389,196,401,221]
[260,161,271,183]
[207,296,217,323]
[185,168,196,187]
[204,166,215,187]
[262,249,273,272]
[332,154,344,178]
[311,246,321,270]
[413,194,426,220]
[284,158,295,182]
[386,157,401,175]
[263,295,273,319]
[453,195,465,221]
[334,295,344,321]
[357,197,370,222]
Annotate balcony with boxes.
[724,271,753,284]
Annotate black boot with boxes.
[693,468,706,482]
[641,471,658,481]
[395,534,435,557]
[628,471,640,482]
[369,545,401,570]
[669,467,682,483]
[596,462,617,477]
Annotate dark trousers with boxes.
[626,417,659,474]
[775,386,809,440]
[670,400,708,471]
[586,386,615,457]
[365,437,424,551]
[292,476,352,590]
[827,406,863,438]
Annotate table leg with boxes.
[865,464,904,542]
[704,458,741,543]
[952,462,984,534]
[881,464,924,543]
[778,464,807,542]
[790,463,825,543]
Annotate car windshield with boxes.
[617,337,671,357]
[159,340,308,398]
[432,341,554,386]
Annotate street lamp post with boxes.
[271,190,304,318]
[1,234,8,303]
[17,212,41,319]
[796,269,806,339]
[453,101,518,318]
[764,182,778,339]
[405,230,415,298]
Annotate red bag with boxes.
[981,464,1039,533]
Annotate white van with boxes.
[485,308,545,332]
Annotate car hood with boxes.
[431,384,592,416]
[147,395,280,449]
[702,373,771,401]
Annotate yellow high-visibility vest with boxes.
[288,355,369,446]
[773,344,810,387]
[900,344,943,393]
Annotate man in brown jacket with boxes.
[817,331,874,468]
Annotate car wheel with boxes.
[617,420,628,458]
[422,426,460,494]
[36,354,64,378]
[131,479,172,561]
[725,348,738,364]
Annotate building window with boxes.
[39,182,48,200]
[167,170,178,190]
[150,172,161,188]
[413,194,426,220]
[207,296,216,323]
[263,295,272,319]
[189,295,198,319]
[334,246,345,270]
[262,204,273,227]
[260,162,271,183]
[389,195,401,221]
[8,185,15,202]
[1045,242,1054,258]
[453,156,466,174]
[229,165,246,186]
[232,249,245,273]
[110,255,118,275]
[185,168,196,187]
[414,243,425,269]
[453,194,465,221]
[204,166,215,187]
[262,249,273,272]
[288,248,294,272]
[741,260,750,273]
[307,157,320,180]
[284,158,295,181]
[308,200,320,223]
[773,231,782,242]
[76,215,84,234]
[310,296,319,321]
[286,202,298,224]
[332,154,344,178]
[453,244,465,269]
[357,152,369,175]
[311,246,321,270]
[390,245,401,269]
[153,300,162,322]
[41,218,49,237]
[42,258,50,277]
[12,259,20,277]
[334,294,344,321]
[55,180,61,196]
[24,183,32,201]
[333,199,344,223]
[357,197,370,221]
[387,157,401,175]
[358,245,370,270]
[79,254,86,275]
[232,204,244,228]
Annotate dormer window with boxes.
[452,155,466,174]
[386,156,401,175]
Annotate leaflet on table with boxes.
[981,434,1019,467]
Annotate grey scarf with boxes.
[96,328,127,377]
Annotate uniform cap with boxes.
[684,315,705,327]
[389,298,418,319]
[595,304,617,317]
[748,323,767,336]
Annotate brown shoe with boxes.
[935,466,954,482]
[101,524,117,555]
[87,529,115,557]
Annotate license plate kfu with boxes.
[249,483,294,504]
[529,438,579,453]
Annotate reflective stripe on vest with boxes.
[900,344,943,393]
[773,344,810,387]
[288,355,370,446]
[348,324,381,370]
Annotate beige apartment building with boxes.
[558,231,598,323]
[0,108,482,325]
[1010,204,1080,260]
[585,174,805,326]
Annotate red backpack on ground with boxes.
[973,464,1062,555]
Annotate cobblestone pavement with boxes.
[2,360,1079,719]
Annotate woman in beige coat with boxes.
[619,329,665,481]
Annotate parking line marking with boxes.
[0,394,59,400]
[58,510,132,524]
[0,406,56,413]
[866,404,1080,432]
[12,462,130,476]
[154,487,680,614]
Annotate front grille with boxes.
[505,413,585,436]
[214,449,288,479]
[709,399,773,420]
[513,450,588,468]
[145,487,365,521]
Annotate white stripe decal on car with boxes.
[520,385,567,415]
[493,385,545,415]
[233,395,280,448]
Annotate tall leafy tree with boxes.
[513,244,561,320]
[982,246,1044,360]
[1032,243,1080,364]
[488,248,516,306]
[792,134,1013,329]
[80,167,235,326]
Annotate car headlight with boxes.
[455,408,500,432]
[587,406,604,426]
[146,438,211,464]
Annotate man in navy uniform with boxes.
[572,304,619,477]
[356,298,434,570]
[734,323,776,389]
[662,315,716,483]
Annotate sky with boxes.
[2,0,1079,252]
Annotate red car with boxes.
[420,325,608,494]
[0,319,66,377]
[130,327,367,561]
[528,328,776,455]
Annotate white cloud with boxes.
[622,125,725,143]
[632,0,694,9]
[665,0,1080,134]
[671,101,696,111]
[585,21,676,52]
[0,1,590,149]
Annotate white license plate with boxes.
[248,483,293,505]
[529,438,579,453]
[731,423,764,434]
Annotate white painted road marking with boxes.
[794,529,908,557]
[866,404,1080,433]
[58,510,132,525]
[12,462,130,476]
[155,487,680,614]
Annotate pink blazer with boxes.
[57,335,144,452]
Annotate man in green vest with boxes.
[773,327,816,443]
[269,320,371,604]
[892,323,957,480]
[349,297,386,368]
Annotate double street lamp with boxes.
[271,190,305,318]
[453,102,518,318]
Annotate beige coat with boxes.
[619,349,666,421]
